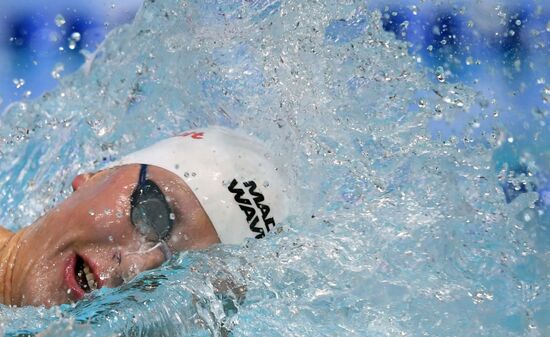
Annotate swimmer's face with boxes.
[7,164,219,307]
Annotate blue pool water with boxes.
[0,1,548,336]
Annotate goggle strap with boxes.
[138,164,148,185]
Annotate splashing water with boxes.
[0,1,547,336]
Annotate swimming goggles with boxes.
[130,164,174,260]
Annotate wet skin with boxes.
[0,164,220,307]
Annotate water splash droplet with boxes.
[55,14,66,27]
[86,119,108,137]
[51,63,65,79]
[12,78,25,89]
[435,67,445,83]
[470,291,494,304]
[71,32,81,41]
[543,86,550,104]
[68,32,81,50]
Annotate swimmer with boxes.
[0,127,289,307]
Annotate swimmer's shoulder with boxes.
[0,227,14,251]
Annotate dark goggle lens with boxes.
[130,180,173,241]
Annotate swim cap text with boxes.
[227,179,275,239]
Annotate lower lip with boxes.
[64,255,85,300]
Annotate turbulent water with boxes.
[0,1,547,336]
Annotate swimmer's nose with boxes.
[71,173,94,191]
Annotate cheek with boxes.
[77,201,134,245]
[167,230,190,250]
[118,244,166,283]
[19,253,69,306]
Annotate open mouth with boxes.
[65,253,101,300]
[74,254,98,292]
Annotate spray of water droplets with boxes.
[0,1,546,336]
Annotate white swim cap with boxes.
[113,126,290,244]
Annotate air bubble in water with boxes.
[55,14,66,27]
[466,56,473,65]
[169,213,176,220]
[515,19,522,26]
[12,78,25,89]
[467,20,474,28]
[507,137,514,143]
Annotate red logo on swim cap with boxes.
[180,131,204,139]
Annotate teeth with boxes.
[83,264,97,290]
